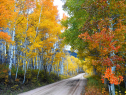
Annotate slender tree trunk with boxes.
[110,66,116,95]
[34,57,36,69]
[23,49,27,83]
[15,64,18,80]
[35,6,43,38]
[40,49,44,70]
[9,45,13,78]
[22,4,29,83]
[37,57,40,80]
[23,59,26,84]
[109,17,115,95]
[37,55,41,80]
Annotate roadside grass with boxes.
[59,74,75,79]
[1,82,47,95]
[83,74,109,95]
[0,72,62,95]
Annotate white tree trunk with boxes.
[15,64,18,80]
[9,45,13,77]
[23,59,26,84]
[35,6,43,38]
[37,55,39,69]
[34,57,36,69]
[109,18,115,95]
[9,21,16,78]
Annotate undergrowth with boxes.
[84,75,109,95]
[0,64,65,95]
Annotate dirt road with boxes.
[18,73,87,95]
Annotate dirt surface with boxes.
[18,73,87,95]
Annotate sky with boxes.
[53,0,71,51]
[53,0,65,20]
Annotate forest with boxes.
[0,0,126,95]
[0,0,84,94]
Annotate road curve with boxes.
[18,73,87,95]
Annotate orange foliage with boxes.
[79,28,121,53]
[0,32,12,43]
[102,67,123,85]
[0,0,15,28]
[79,26,125,85]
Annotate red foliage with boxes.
[79,27,125,85]
[102,67,123,85]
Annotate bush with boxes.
[0,64,9,84]
[0,66,64,95]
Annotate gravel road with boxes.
[18,73,87,95]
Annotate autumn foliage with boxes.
[101,67,123,85]
[0,0,15,28]
[78,0,126,86]
[61,0,126,92]
[0,32,12,43]
[0,0,72,89]
[79,26,125,85]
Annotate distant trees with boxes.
[63,54,82,75]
